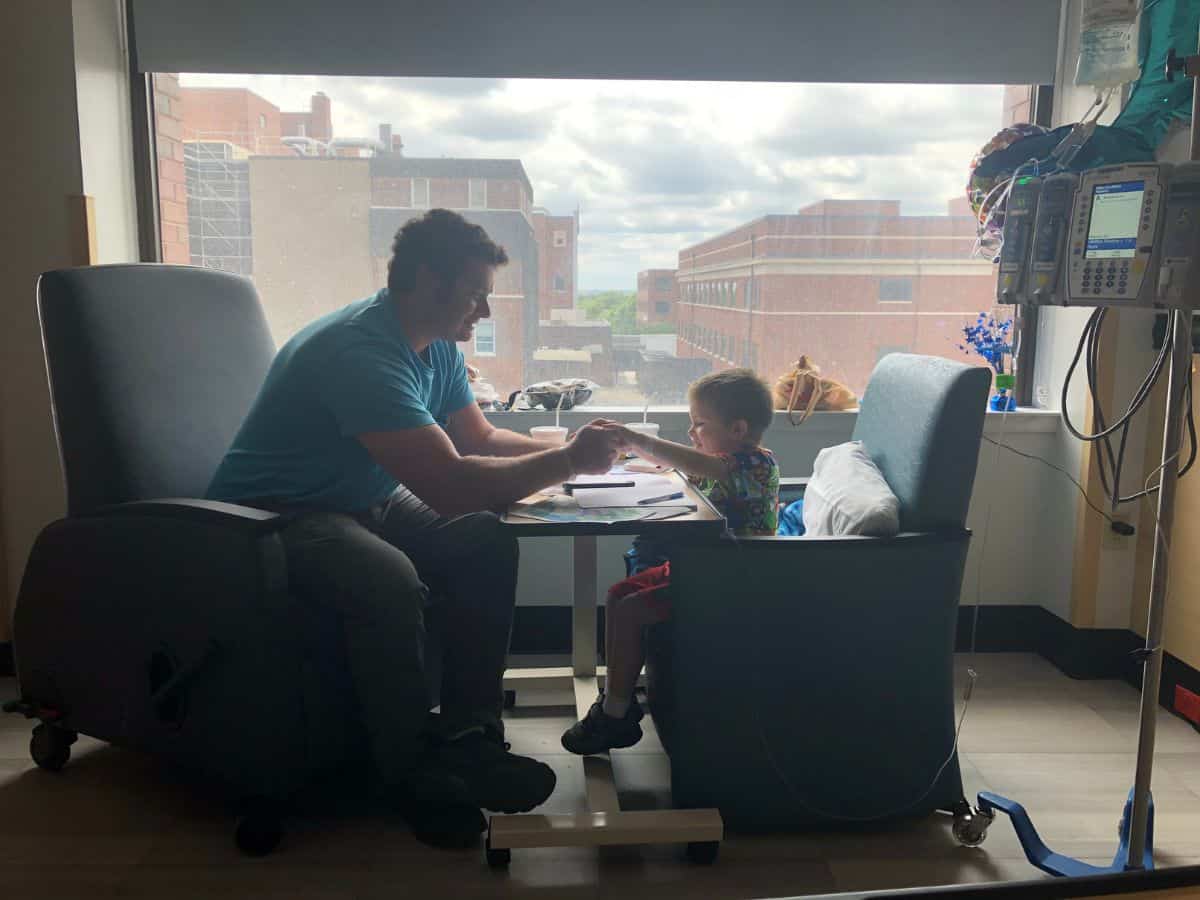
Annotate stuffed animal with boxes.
[773,356,858,425]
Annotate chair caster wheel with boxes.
[30,723,76,772]
[503,690,517,710]
[485,839,511,868]
[235,808,283,856]
[686,840,720,864]
[952,807,993,848]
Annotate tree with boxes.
[579,291,676,335]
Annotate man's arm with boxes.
[358,421,620,517]
[445,402,562,457]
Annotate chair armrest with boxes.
[82,498,285,535]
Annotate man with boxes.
[207,209,623,847]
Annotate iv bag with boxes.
[1075,0,1142,88]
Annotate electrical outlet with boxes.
[1035,385,1050,408]
[1104,518,1134,546]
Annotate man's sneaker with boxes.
[436,728,557,814]
[388,768,486,849]
[561,696,644,755]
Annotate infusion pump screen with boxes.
[1085,180,1145,259]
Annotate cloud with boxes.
[440,102,560,143]
[201,74,1005,288]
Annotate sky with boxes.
[180,75,1005,290]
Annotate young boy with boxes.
[561,369,780,754]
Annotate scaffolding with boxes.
[183,135,256,275]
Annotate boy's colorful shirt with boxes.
[695,448,780,536]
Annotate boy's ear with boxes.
[730,418,749,440]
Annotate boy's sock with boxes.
[602,693,630,719]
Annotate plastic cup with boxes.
[622,422,659,459]
[625,422,660,440]
[530,425,568,444]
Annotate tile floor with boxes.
[1,653,1199,899]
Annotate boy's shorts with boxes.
[607,561,672,624]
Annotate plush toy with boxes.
[773,356,858,425]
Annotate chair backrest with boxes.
[37,265,275,515]
[851,353,991,532]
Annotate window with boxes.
[158,73,1025,406]
[474,321,496,355]
[258,113,267,129]
[879,277,914,303]
[412,178,429,208]
[469,179,487,209]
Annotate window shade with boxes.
[131,0,1061,84]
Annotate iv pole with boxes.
[956,37,1200,876]
[1128,35,1200,872]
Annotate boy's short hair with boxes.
[387,208,508,295]
[688,368,775,440]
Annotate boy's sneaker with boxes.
[435,727,557,813]
[561,696,644,755]
[388,769,486,849]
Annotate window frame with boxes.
[878,276,914,303]
[136,69,1048,413]
[468,178,487,210]
[412,177,430,209]
[473,319,497,356]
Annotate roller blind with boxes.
[130,0,1062,84]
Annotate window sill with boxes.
[484,407,1060,435]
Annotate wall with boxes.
[1025,0,1167,629]
[1129,122,1198,668]
[486,410,1064,617]
[72,0,138,265]
[0,0,138,641]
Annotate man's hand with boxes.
[566,421,624,474]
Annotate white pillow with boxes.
[802,441,900,537]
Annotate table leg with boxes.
[572,534,598,677]
[489,531,723,860]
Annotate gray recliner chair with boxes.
[8,265,374,854]
[646,354,991,831]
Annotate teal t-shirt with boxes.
[207,289,474,512]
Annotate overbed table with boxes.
[488,470,727,866]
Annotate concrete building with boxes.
[637,268,678,324]
[674,199,997,393]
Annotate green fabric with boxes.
[1110,0,1199,152]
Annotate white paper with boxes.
[574,473,680,508]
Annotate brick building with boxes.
[536,315,613,386]
[280,91,332,142]
[637,268,678,324]
[366,156,543,394]
[532,207,579,320]
[674,199,997,393]
[153,74,189,265]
